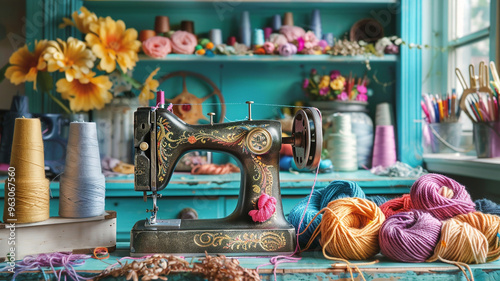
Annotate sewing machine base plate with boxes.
[130,219,296,256]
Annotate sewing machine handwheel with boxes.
[291,108,322,170]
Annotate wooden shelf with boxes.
[138,54,397,63]
[423,154,500,181]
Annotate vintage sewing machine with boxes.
[131,101,322,256]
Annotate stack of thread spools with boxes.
[372,103,397,168]
[288,173,500,280]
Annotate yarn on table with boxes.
[379,194,413,218]
[454,212,500,262]
[410,173,475,220]
[475,199,500,216]
[305,197,385,260]
[288,180,366,247]
[379,210,441,262]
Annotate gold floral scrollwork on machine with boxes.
[193,232,286,251]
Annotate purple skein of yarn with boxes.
[410,173,475,220]
[379,210,442,262]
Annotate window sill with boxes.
[423,154,500,181]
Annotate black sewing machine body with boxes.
[131,106,321,256]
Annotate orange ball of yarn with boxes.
[380,194,413,218]
[454,212,500,262]
[319,197,385,260]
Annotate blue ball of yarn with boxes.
[287,180,366,247]
[320,180,365,209]
[366,195,390,206]
[475,198,500,216]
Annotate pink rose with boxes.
[170,31,197,54]
[142,36,172,58]
[263,42,275,54]
[338,92,349,101]
[279,25,306,42]
[269,33,288,46]
[357,85,367,95]
[303,31,318,44]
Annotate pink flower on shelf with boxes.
[263,42,275,54]
[278,43,297,56]
[330,70,341,80]
[318,40,328,50]
[302,78,309,89]
[279,25,306,42]
[356,94,368,102]
[319,87,329,96]
[142,36,172,58]
[297,37,305,52]
[338,92,349,101]
[357,85,367,95]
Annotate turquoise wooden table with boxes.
[2,248,500,280]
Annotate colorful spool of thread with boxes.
[59,122,106,218]
[209,29,222,46]
[271,14,281,32]
[379,210,442,262]
[154,16,170,35]
[372,125,397,168]
[283,12,294,26]
[310,9,322,40]
[3,118,50,223]
[304,197,385,261]
[328,114,357,171]
[288,180,365,247]
[410,173,475,220]
[252,29,265,47]
[180,20,195,34]
[379,194,413,218]
[240,11,251,47]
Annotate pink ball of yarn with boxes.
[170,31,197,54]
[410,173,475,220]
[279,25,305,42]
[263,42,275,54]
[269,33,288,46]
[142,36,172,58]
[278,43,297,57]
[379,210,442,262]
[248,193,276,222]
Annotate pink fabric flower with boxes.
[170,31,197,54]
[356,94,368,102]
[142,36,172,58]
[269,33,288,46]
[279,25,306,42]
[263,42,275,54]
[278,43,297,57]
[296,37,305,52]
[338,92,349,101]
[357,85,367,95]
[302,78,309,89]
[303,31,318,49]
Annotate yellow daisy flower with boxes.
[59,6,98,34]
[138,67,160,106]
[330,78,345,91]
[56,71,113,112]
[5,40,48,90]
[318,75,330,89]
[86,17,141,73]
[43,37,96,82]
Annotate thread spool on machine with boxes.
[131,97,322,255]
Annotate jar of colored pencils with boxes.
[427,122,462,153]
[473,121,500,158]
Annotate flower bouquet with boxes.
[303,69,369,102]
[0,7,161,114]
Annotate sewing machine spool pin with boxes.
[131,102,322,256]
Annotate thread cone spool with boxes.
[139,30,156,42]
[252,29,265,47]
[375,102,394,126]
[3,118,49,223]
[271,14,281,32]
[310,9,322,40]
[209,29,222,46]
[328,114,357,171]
[372,125,397,168]
[323,33,334,46]
[240,11,251,47]
[154,16,170,34]
[283,12,294,26]
[180,20,195,34]
[59,122,105,218]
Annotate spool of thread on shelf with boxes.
[252,29,265,47]
[3,118,50,223]
[310,9,322,40]
[379,210,441,263]
[410,173,475,220]
[180,20,195,34]
[240,11,251,47]
[209,29,222,46]
[323,33,334,46]
[328,114,357,171]
[154,16,170,35]
[271,14,281,32]
[375,102,394,126]
[283,12,294,26]
[59,122,105,218]
[371,125,397,168]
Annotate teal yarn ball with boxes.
[288,180,366,247]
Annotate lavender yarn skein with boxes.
[379,210,442,262]
[410,173,475,220]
